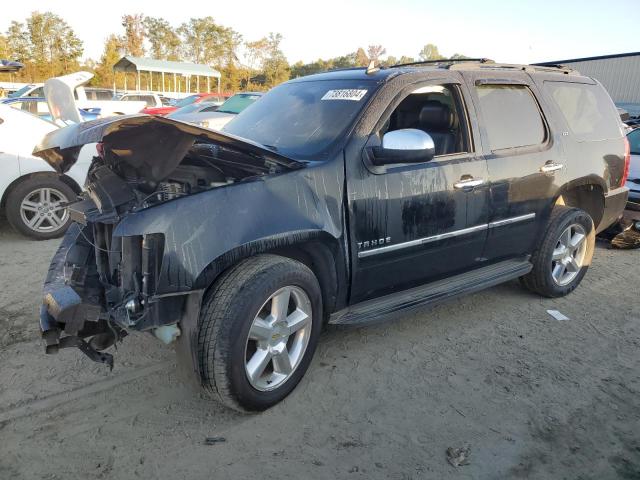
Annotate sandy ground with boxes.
[0,217,639,480]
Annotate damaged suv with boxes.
[36,60,629,411]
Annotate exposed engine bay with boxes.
[34,115,305,367]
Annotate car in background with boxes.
[8,83,44,98]
[0,104,94,239]
[626,127,640,210]
[116,92,174,109]
[2,97,100,123]
[167,92,262,130]
[142,92,226,116]
[81,88,114,101]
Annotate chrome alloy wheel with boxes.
[19,187,69,234]
[551,223,588,286]
[244,286,313,391]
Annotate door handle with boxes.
[540,161,564,173]
[454,176,485,189]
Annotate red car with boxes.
[142,93,226,116]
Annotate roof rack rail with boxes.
[448,62,577,75]
[390,58,494,68]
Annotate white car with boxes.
[8,74,147,118]
[116,92,168,108]
[0,104,94,239]
[167,92,263,130]
[45,72,146,121]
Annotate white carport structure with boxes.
[112,56,221,96]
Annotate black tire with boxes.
[197,254,322,412]
[5,176,76,240]
[521,206,595,298]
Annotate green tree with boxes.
[178,17,241,65]
[121,14,145,56]
[93,34,123,88]
[366,45,386,63]
[355,47,369,66]
[0,35,10,60]
[450,53,470,59]
[244,37,269,87]
[143,17,181,60]
[261,33,289,88]
[25,12,83,77]
[6,21,31,62]
[418,43,442,61]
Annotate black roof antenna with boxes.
[366,60,380,75]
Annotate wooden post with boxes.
[207,77,210,93]
[162,72,165,93]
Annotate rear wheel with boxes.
[197,254,322,412]
[521,206,595,297]
[5,176,76,240]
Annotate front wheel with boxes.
[521,206,595,297]
[197,254,322,412]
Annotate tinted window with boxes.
[175,95,199,108]
[629,129,640,155]
[217,94,262,114]
[544,81,621,141]
[141,96,155,106]
[224,80,375,160]
[476,85,545,150]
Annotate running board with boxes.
[329,258,532,326]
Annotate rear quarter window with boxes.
[475,85,546,151]
[543,81,621,141]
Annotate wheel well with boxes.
[556,183,604,228]
[267,242,339,320]
[0,172,82,211]
[197,238,341,322]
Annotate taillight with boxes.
[621,137,631,187]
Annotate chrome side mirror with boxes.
[371,128,435,165]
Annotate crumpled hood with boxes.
[33,114,305,183]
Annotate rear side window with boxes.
[544,81,621,141]
[475,85,546,150]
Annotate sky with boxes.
[2,0,639,65]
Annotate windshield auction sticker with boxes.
[321,89,368,101]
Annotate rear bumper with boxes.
[598,187,629,233]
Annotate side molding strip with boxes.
[488,212,536,228]
[357,213,536,258]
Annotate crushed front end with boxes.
[40,199,179,368]
[35,114,304,368]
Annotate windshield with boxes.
[9,85,34,98]
[174,95,199,108]
[223,80,375,160]
[168,102,214,117]
[217,94,261,114]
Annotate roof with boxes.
[535,51,640,65]
[113,56,221,78]
[289,67,399,83]
[289,60,578,84]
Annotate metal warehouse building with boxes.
[536,52,640,113]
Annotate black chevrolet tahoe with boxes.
[35,60,630,411]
